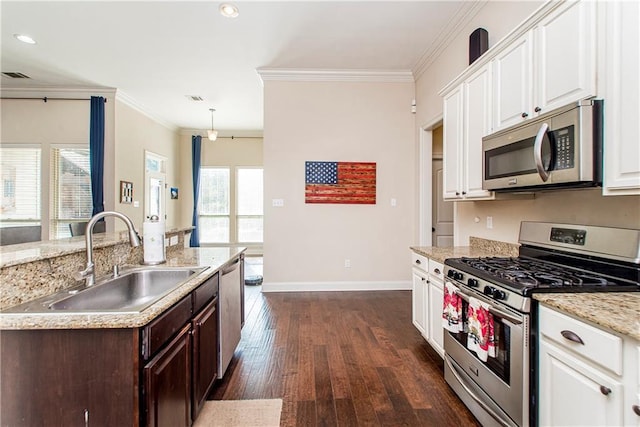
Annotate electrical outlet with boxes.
[344,259,351,268]
[487,216,493,229]
[272,199,284,207]
[390,198,397,207]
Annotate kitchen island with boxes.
[0,233,245,427]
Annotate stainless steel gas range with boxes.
[443,222,640,427]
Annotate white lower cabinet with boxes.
[426,267,444,358]
[411,251,444,358]
[411,263,428,337]
[539,305,639,426]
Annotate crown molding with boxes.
[115,90,178,132]
[256,68,415,84]
[412,0,488,79]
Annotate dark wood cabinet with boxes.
[144,323,192,427]
[191,297,218,419]
[0,328,139,426]
[0,259,240,426]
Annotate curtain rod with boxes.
[0,96,107,102]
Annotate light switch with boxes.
[390,198,397,207]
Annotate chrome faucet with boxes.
[78,211,141,286]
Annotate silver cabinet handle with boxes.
[534,122,551,182]
[561,330,584,345]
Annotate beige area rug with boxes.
[193,399,283,427]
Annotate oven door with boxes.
[443,285,529,427]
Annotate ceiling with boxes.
[1,1,478,132]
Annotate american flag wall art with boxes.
[305,161,376,204]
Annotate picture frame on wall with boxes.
[120,180,133,204]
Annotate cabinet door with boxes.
[539,339,624,427]
[411,268,428,338]
[442,85,464,199]
[192,298,219,419]
[535,0,597,114]
[493,33,533,130]
[144,324,192,427]
[603,0,640,195]
[463,64,493,199]
[427,277,444,358]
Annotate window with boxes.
[51,147,92,238]
[199,168,230,243]
[0,146,41,227]
[197,166,263,246]
[237,168,263,243]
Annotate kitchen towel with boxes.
[466,296,496,362]
[442,282,464,333]
[143,219,166,264]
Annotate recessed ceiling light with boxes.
[219,3,239,18]
[14,34,36,44]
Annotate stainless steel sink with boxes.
[3,266,207,314]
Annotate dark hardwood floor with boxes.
[210,287,480,426]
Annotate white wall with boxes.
[114,98,182,231]
[415,0,640,245]
[262,80,415,289]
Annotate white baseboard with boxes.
[261,280,411,292]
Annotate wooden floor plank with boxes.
[210,289,480,426]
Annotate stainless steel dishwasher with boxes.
[218,257,242,378]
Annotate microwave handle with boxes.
[534,123,551,182]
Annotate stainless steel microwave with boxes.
[482,99,603,192]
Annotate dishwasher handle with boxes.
[221,257,240,276]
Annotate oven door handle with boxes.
[455,287,523,325]
[444,356,517,427]
[534,122,551,182]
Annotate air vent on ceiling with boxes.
[186,95,204,101]
[2,72,31,79]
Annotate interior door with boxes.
[432,159,454,247]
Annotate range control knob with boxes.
[454,272,464,281]
[492,289,507,300]
[483,286,494,297]
[447,269,456,278]
[467,278,479,288]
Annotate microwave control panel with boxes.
[551,125,575,170]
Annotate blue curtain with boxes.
[189,135,202,247]
[89,96,105,216]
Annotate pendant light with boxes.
[207,108,218,141]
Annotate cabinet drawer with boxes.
[539,305,623,375]
[411,252,428,272]
[142,296,193,360]
[193,273,219,315]
[429,260,444,280]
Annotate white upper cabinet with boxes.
[442,65,494,202]
[442,85,464,200]
[463,65,493,199]
[603,0,640,195]
[492,0,597,132]
[534,0,597,113]
[493,33,533,130]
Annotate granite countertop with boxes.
[410,236,520,263]
[0,246,245,330]
[534,293,640,341]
